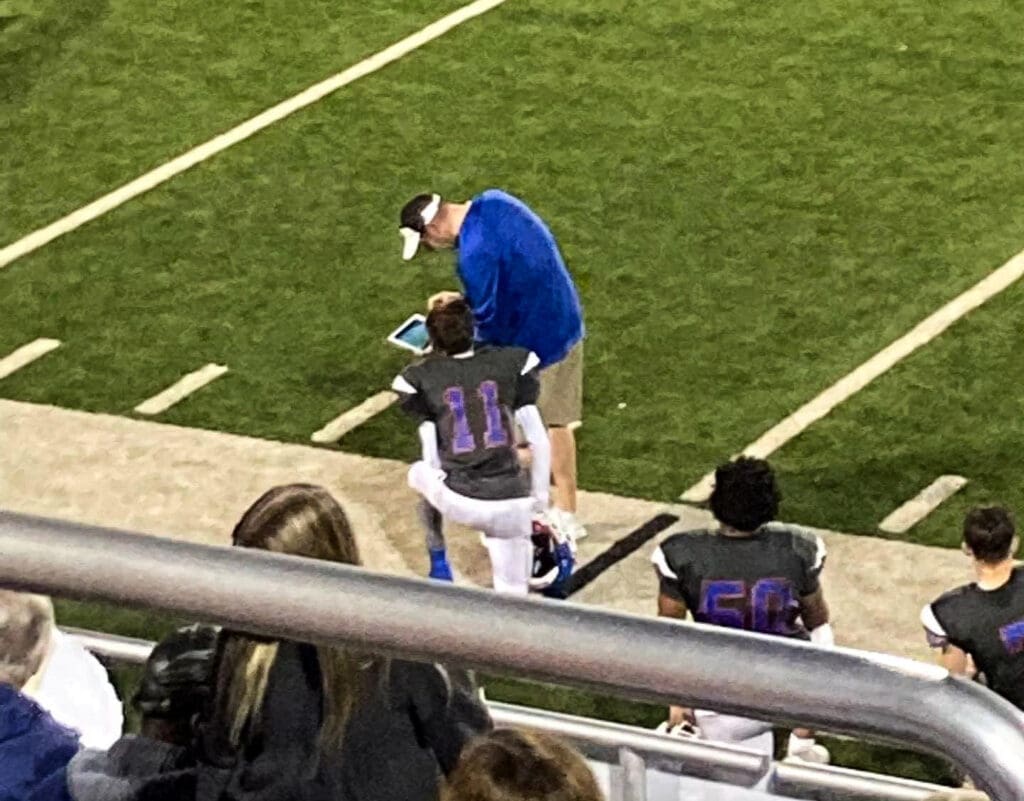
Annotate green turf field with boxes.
[3,0,1024,547]
[5,0,1023,785]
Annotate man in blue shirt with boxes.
[399,189,587,540]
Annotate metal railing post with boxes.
[64,628,969,801]
[617,748,648,801]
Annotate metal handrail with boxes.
[2,511,1018,799]
[64,626,956,801]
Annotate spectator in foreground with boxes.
[443,728,602,801]
[66,623,221,800]
[196,483,491,801]
[23,613,124,750]
[0,590,79,801]
[922,506,1024,711]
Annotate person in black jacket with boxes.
[67,623,220,801]
[195,483,492,801]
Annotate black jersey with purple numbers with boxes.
[652,523,827,639]
[924,567,1024,709]
[395,346,540,501]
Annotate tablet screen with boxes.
[393,318,430,351]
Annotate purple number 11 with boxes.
[443,380,508,453]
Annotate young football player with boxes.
[922,506,1024,711]
[651,457,832,763]
[393,299,570,595]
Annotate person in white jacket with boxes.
[22,599,123,749]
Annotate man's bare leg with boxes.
[549,425,577,513]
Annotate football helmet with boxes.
[529,519,574,597]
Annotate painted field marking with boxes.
[682,249,1024,503]
[134,364,229,416]
[0,0,508,271]
[878,475,969,534]
[312,390,397,443]
[0,338,61,380]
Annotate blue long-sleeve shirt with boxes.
[0,684,78,801]
[456,190,583,368]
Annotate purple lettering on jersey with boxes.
[751,578,795,635]
[699,578,795,634]
[443,386,476,454]
[478,380,509,448]
[699,580,746,629]
[1000,619,1024,655]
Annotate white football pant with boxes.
[408,461,533,595]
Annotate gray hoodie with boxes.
[67,735,195,801]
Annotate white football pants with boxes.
[408,461,533,595]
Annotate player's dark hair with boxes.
[963,506,1016,564]
[709,457,780,532]
[427,298,474,355]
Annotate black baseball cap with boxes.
[399,193,441,261]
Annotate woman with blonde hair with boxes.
[444,728,603,801]
[199,483,491,801]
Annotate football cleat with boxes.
[547,507,589,546]
[784,733,830,765]
[428,548,454,582]
[655,720,703,739]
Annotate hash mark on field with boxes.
[0,0,508,271]
[0,338,61,380]
[682,248,1024,503]
[312,391,397,443]
[134,364,229,416]
[879,475,968,534]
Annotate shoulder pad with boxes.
[766,523,826,569]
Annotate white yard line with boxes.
[134,363,229,415]
[0,338,61,380]
[0,0,508,271]
[311,390,397,443]
[878,475,969,534]
[682,248,1024,503]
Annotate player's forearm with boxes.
[418,421,441,469]
[939,645,970,675]
[515,405,549,506]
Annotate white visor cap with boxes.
[399,193,441,261]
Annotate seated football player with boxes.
[922,506,1024,711]
[651,457,833,763]
[393,299,563,595]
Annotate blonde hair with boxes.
[0,591,54,689]
[213,484,372,750]
[444,728,603,801]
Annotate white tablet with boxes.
[387,313,431,355]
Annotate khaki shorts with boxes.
[537,340,583,427]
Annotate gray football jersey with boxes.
[395,346,540,500]
[652,523,827,639]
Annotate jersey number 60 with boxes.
[699,578,795,635]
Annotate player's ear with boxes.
[1012,536,1020,557]
[961,542,973,559]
